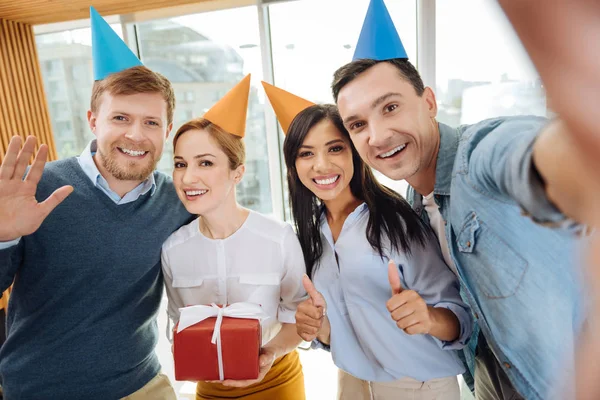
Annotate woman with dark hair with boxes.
[263,82,472,400]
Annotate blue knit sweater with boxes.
[0,158,191,399]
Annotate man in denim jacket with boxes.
[331,56,584,400]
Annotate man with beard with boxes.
[0,8,191,399]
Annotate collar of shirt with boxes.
[433,122,461,196]
[409,122,460,214]
[77,140,156,205]
[319,202,368,249]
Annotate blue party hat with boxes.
[353,0,408,61]
[91,6,143,80]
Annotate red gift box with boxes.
[173,316,262,381]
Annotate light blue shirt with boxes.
[0,140,156,249]
[79,140,156,204]
[407,118,585,399]
[312,203,472,382]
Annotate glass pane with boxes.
[436,0,547,127]
[268,1,416,396]
[36,24,123,159]
[270,0,416,103]
[269,0,416,219]
[135,7,272,215]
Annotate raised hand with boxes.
[386,259,433,335]
[295,275,328,342]
[0,136,73,241]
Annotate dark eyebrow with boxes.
[342,114,360,127]
[173,154,216,160]
[371,92,402,109]
[299,139,345,149]
[342,92,403,126]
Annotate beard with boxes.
[98,142,160,181]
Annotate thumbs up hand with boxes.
[303,274,327,310]
[386,260,433,335]
[295,275,330,343]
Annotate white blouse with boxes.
[161,211,307,345]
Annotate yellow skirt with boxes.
[196,350,305,400]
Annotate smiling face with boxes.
[294,118,354,202]
[336,61,439,182]
[88,91,170,182]
[172,121,245,216]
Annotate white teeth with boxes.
[315,176,340,185]
[185,190,207,196]
[120,148,146,157]
[380,144,407,159]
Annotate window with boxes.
[189,55,208,65]
[269,0,416,103]
[183,91,194,103]
[71,63,91,81]
[436,0,547,127]
[44,59,63,77]
[268,1,417,394]
[135,6,273,216]
[47,81,65,100]
[36,24,124,159]
[269,0,416,220]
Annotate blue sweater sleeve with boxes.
[0,240,22,292]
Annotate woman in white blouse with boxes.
[161,79,306,399]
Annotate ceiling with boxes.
[0,0,210,25]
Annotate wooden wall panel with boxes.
[0,18,56,161]
[0,0,212,25]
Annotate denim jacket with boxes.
[407,117,585,400]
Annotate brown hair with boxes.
[173,118,245,170]
[332,58,425,102]
[90,66,176,125]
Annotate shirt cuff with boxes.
[310,338,331,352]
[277,306,297,324]
[517,136,578,229]
[433,302,473,350]
[0,238,21,250]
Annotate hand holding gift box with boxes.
[174,302,269,382]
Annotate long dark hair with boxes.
[283,104,431,278]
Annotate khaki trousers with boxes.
[120,373,177,400]
[337,369,460,400]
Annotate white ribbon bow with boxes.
[177,303,269,380]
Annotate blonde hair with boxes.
[90,66,175,125]
[173,118,245,169]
